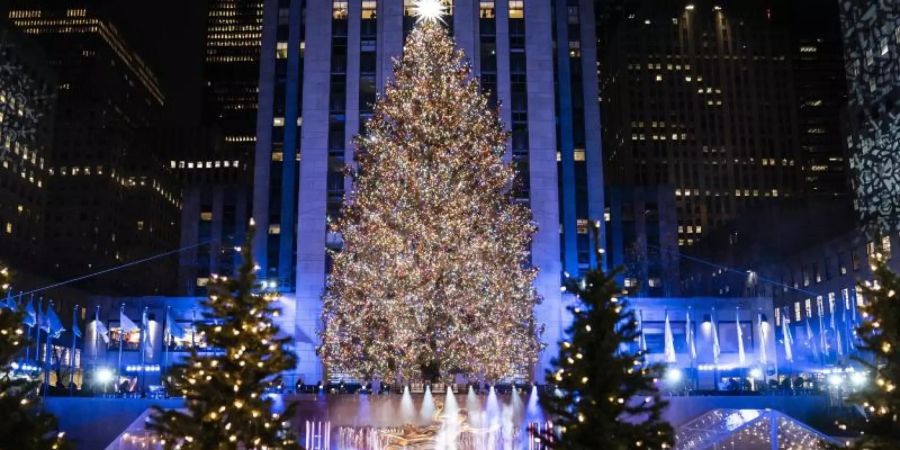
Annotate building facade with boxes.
[598,0,803,246]
[253,0,605,381]
[0,19,55,268]
[8,7,181,295]
[605,185,680,296]
[175,0,263,295]
[839,0,900,233]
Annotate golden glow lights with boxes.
[319,21,540,383]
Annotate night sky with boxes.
[104,1,206,127]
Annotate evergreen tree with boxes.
[539,269,673,450]
[148,224,300,450]
[0,266,71,450]
[851,259,900,449]
[319,18,541,383]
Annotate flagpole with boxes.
[69,305,78,395]
[164,305,170,382]
[43,300,54,399]
[34,296,43,367]
[94,305,100,365]
[117,303,124,395]
[139,306,147,396]
[25,293,32,362]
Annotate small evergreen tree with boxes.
[0,266,71,450]
[148,224,300,450]
[851,259,900,449]
[539,269,673,450]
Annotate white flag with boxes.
[711,310,721,364]
[120,308,139,334]
[757,312,768,366]
[94,308,110,344]
[685,311,697,361]
[664,311,676,363]
[736,309,746,366]
[165,309,186,341]
[782,309,793,363]
[141,308,152,356]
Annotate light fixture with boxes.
[685,4,695,11]
[96,367,115,384]
[850,372,866,386]
[665,367,683,384]
[749,368,763,379]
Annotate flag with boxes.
[120,308,139,334]
[23,296,36,327]
[1,289,12,310]
[663,311,676,363]
[638,310,648,354]
[781,308,793,363]
[164,309,186,341]
[43,305,66,338]
[141,308,152,356]
[711,309,721,364]
[818,313,828,357]
[93,308,110,344]
[757,312,768,366]
[685,310,697,361]
[72,314,82,338]
[805,317,819,358]
[736,309,746,366]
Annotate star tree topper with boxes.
[412,0,448,23]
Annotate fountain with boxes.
[325,386,550,450]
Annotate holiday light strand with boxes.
[319,21,541,383]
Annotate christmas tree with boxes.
[0,266,71,450]
[539,269,673,450]
[851,259,900,448]
[148,224,300,450]
[319,17,541,383]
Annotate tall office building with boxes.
[839,0,900,233]
[8,7,181,295]
[176,0,263,295]
[790,0,849,198]
[598,0,803,246]
[0,19,56,268]
[253,0,604,380]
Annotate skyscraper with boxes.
[8,7,180,294]
[598,0,803,247]
[0,19,56,268]
[253,0,604,380]
[839,0,900,233]
[176,0,263,295]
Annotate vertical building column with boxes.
[295,0,333,382]
[277,0,305,287]
[178,188,201,295]
[252,0,280,270]
[495,1,512,163]
[554,0,579,276]
[453,0,478,71]
[524,0,563,380]
[345,0,362,180]
[579,0,605,270]
[377,0,404,91]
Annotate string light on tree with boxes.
[319,19,541,383]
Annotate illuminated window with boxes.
[333,1,349,19]
[480,1,495,18]
[573,149,585,161]
[272,152,284,162]
[816,296,824,317]
[794,302,801,321]
[509,1,524,18]
[136,221,144,231]
[200,212,213,222]
[804,298,812,317]
[362,1,377,19]
[4,223,11,234]
[273,117,285,127]
[276,42,288,59]
[882,235,892,259]
[196,277,209,287]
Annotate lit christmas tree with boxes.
[148,224,300,450]
[0,266,71,450]
[851,258,900,448]
[319,16,541,383]
[539,268,673,450]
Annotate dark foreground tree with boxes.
[0,266,71,450]
[148,224,300,450]
[539,269,673,450]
